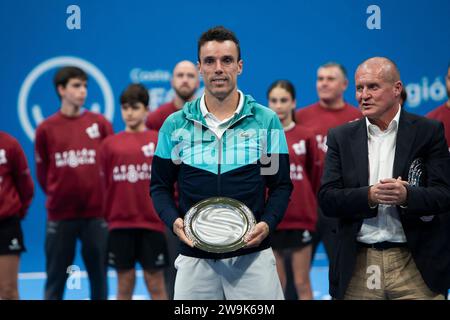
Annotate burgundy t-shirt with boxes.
[426,103,450,151]
[0,132,34,219]
[35,110,113,220]
[295,102,362,188]
[145,101,178,131]
[99,130,165,232]
[276,125,320,231]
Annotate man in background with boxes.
[427,63,450,151]
[295,62,361,264]
[146,60,200,131]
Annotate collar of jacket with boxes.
[350,108,418,186]
[182,93,256,128]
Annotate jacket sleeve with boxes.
[260,116,293,232]
[318,128,377,219]
[12,139,34,218]
[403,122,450,215]
[150,127,180,229]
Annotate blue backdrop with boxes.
[0,0,449,274]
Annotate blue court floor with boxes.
[16,248,450,300]
[18,266,331,300]
[18,245,331,300]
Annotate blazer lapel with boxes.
[393,110,417,179]
[350,119,369,186]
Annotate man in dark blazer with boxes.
[319,57,450,300]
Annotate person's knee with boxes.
[0,282,19,300]
[117,284,133,296]
[148,281,165,296]
[294,275,311,289]
[117,271,135,298]
[144,270,167,298]
[118,270,135,284]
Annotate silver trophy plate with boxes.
[408,158,426,187]
[184,197,256,253]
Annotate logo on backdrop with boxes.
[404,76,447,108]
[18,56,115,141]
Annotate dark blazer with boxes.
[318,109,450,299]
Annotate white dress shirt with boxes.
[200,90,244,139]
[357,106,407,244]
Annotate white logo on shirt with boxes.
[9,238,21,251]
[302,230,312,243]
[0,149,7,165]
[155,253,165,266]
[113,163,151,183]
[316,134,327,153]
[290,163,304,181]
[86,123,100,139]
[292,140,306,155]
[141,142,155,157]
[55,149,96,168]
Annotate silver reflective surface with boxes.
[192,205,246,246]
[184,197,256,253]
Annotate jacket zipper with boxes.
[217,137,222,196]
[191,114,250,197]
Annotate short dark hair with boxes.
[319,62,348,79]
[53,66,87,98]
[120,83,149,107]
[267,80,297,123]
[198,26,241,62]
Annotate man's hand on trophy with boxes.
[244,222,269,248]
[173,217,194,247]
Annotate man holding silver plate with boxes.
[151,26,293,299]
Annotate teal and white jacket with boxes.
[151,93,293,259]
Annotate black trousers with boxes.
[311,208,338,265]
[44,218,108,300]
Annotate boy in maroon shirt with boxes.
[35,66,113,300]
[100,84,168,300]
[0,132,34,299]
[427,64,450,151]
[295,62,362,265]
